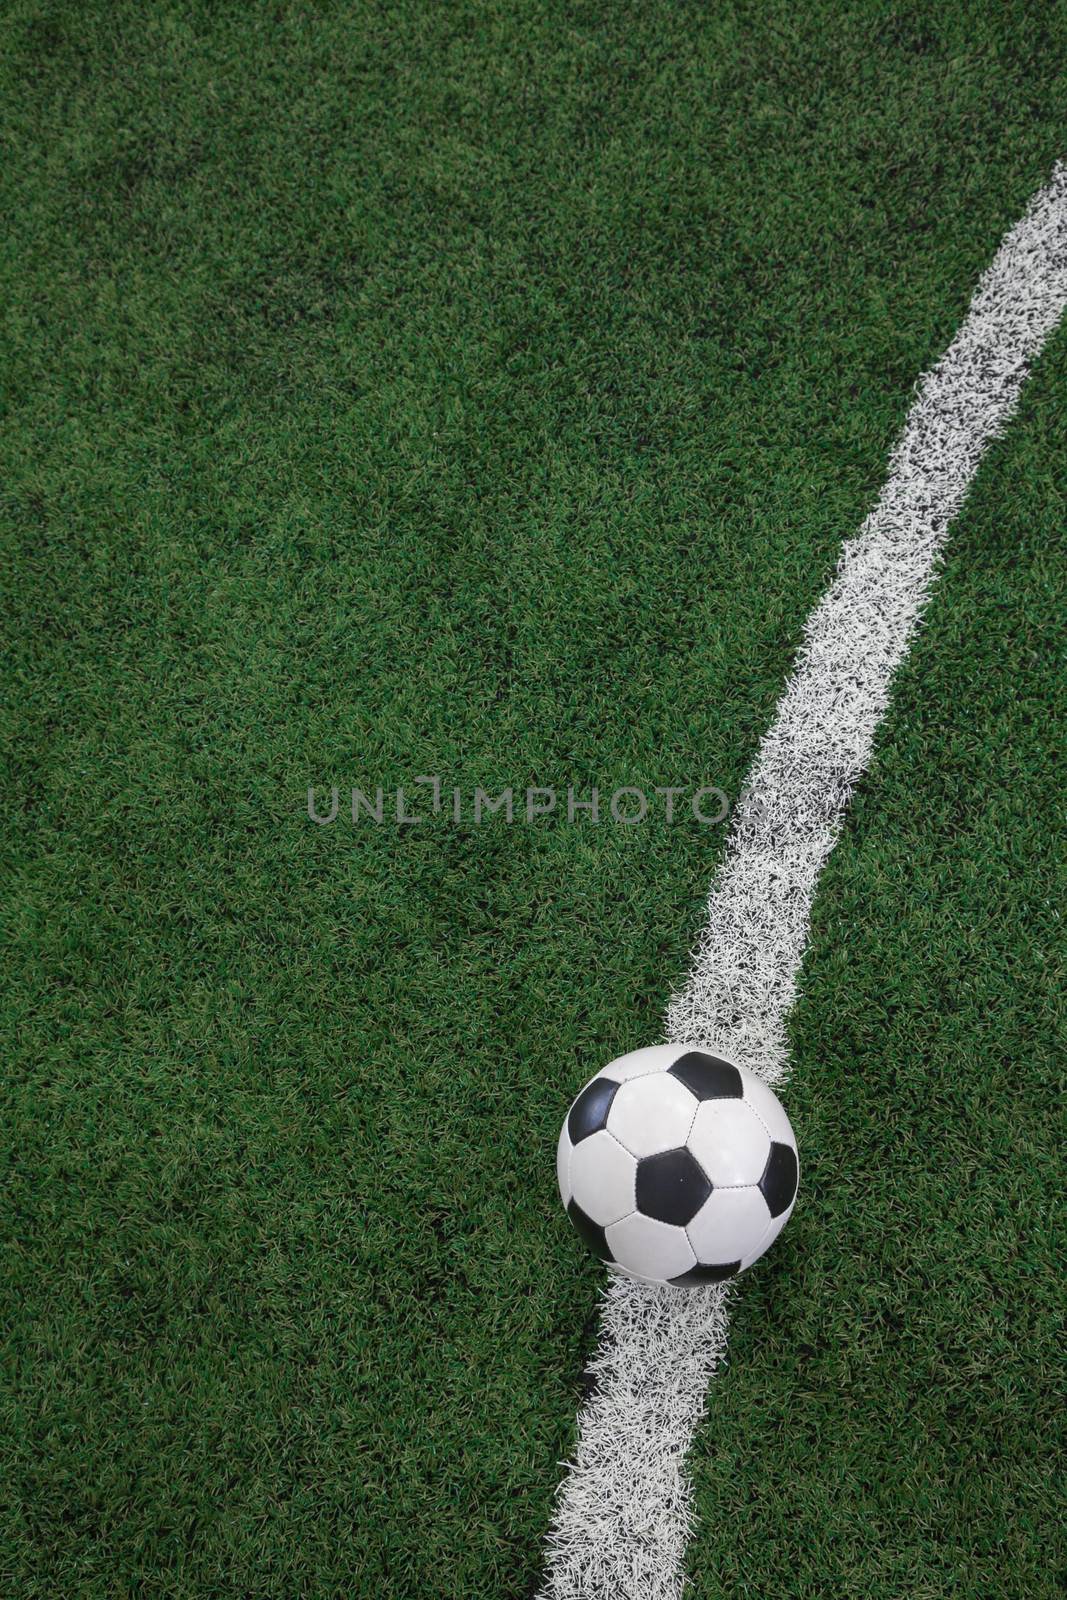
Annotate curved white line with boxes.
[538,163,1067,1600]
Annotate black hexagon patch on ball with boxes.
[635,1148,711,1227]
[670,1261,741,1286]
[668,1050,744,1100]
[566,1199,612,1261]
[760,1141,799,1217]
[567,1077,619,1143]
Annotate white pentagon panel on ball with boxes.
[600,1043,677,1084]
[688,1099,771,1186]
[605,1211,696,1283]
[569,1130,638,1228]
[687,1185,771,1267]
[556,1123,573,1208]
[605,1072,698,1158]
[740,1070,797,1148]
[741,1199,796,1271]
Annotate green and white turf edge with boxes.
[537,163,1067,1600]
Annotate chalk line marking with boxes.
[538,164,1067,1600]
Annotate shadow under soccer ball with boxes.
[557,1045,798,1287]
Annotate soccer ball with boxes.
[557,1045,798,1286]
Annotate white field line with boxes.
[538,163,1067,1600]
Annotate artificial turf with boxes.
[1,2,1065,1595]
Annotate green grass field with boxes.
[2,3,1065,1595]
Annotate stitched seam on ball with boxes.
[744,1101,776,1143]
[603,1209,639,1234]
[606,1129,638,1215]
[607,1098,699,1161]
